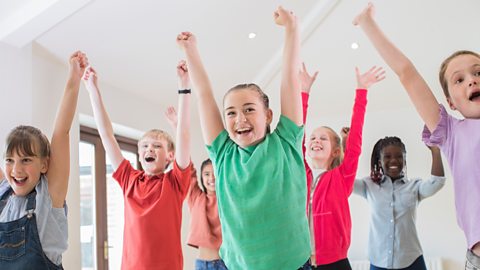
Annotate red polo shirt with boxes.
[113,159,192,270]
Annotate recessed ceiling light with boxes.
[351,42,359,50]
[248,32,256,39]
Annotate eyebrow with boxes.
[224,103,257,111]
[451,64,480,80]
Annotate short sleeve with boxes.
[275,115,304,148]
[169,160,194,199]
[112,159,135,191]
[422,105,450,147]
[206,130,230,164]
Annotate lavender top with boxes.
[422,104,480,249]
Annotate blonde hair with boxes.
[139,129,175,152]
[322,126,343,170]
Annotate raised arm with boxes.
[177,32,223,145]
[47,51,87,208]
[83,67,124,171]
[275,6,302,125]
[174,60,191,169]
[419,145,446,199]
[429,145,444,177]
[340,66,385,191]
[353,3,440,131]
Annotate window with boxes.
[79,126,139,270]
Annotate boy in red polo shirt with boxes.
[82,60,193,270]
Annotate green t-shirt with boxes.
[207,115,310,270]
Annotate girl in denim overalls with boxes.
[0,51,87,269]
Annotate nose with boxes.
[236,112,247,123]
[11,162,22,175]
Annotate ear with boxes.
[332,147,341,158]
[447,97,456,110]
[266,108,273,125]
[40,157,49,174]
[166,151,174,163]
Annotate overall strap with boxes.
[0,187,14,214]
[25,190,37,217]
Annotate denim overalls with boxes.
[0,188,63,270]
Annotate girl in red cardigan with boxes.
[300,63,385,270]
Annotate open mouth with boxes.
[310,145,322,151]
[145,157,156,163]
[207,181,215,187]
[236,127,252,135]
[13,177,27,185]
[469,91,480,101]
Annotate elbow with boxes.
[397,59,417,83]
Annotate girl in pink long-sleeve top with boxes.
[300,63,385,270]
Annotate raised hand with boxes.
[340,127,350,139]
[273,6,297,28]
[177,60,190,89]
[69,51,88,83]
[164,106,178,131]
[83,66,98,91]
[299,62,319,94]
[176,31,196,51]
[355,66,385,89]
[353,2,375,26]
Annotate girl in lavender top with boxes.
[354,3,480,269]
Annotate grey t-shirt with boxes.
[0,175,68,265]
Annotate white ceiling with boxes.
[3,0,480,120]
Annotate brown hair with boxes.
[439,50,480,98]
[322,126,343,170]
[5,125,50,159]
[139,129,175,152]
[223,83,271,133]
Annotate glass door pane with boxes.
[79,142,96,270]
[106,151,138,270]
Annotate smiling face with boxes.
[138,135,173,176]
[4,149,48,197]
[307,127,341,169]
[201,163,216,194]
[442,52,480,119]
[379,145,405,180]
[223,87,272,148]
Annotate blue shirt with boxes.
[354,175,445,268]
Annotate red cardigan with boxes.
[302,89,367,264]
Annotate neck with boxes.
[310,158,329,170]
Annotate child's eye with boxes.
[154,144,162,148]
[474,71,480,76]
[22,158,32,163]
[454,77,464,84]
[5,158,13,164]
[226,111,236,117]
[245,108,255,113]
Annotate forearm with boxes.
[280,24,302,125]
[184,47,223,144]
[430,148,445,177]
[53,79,81,136]
[359,17,440,130]
[88,87,124,168]
[175,93,191,169]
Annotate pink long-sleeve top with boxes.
[302,89,367,265]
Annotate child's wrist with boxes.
[178,89,191,94]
